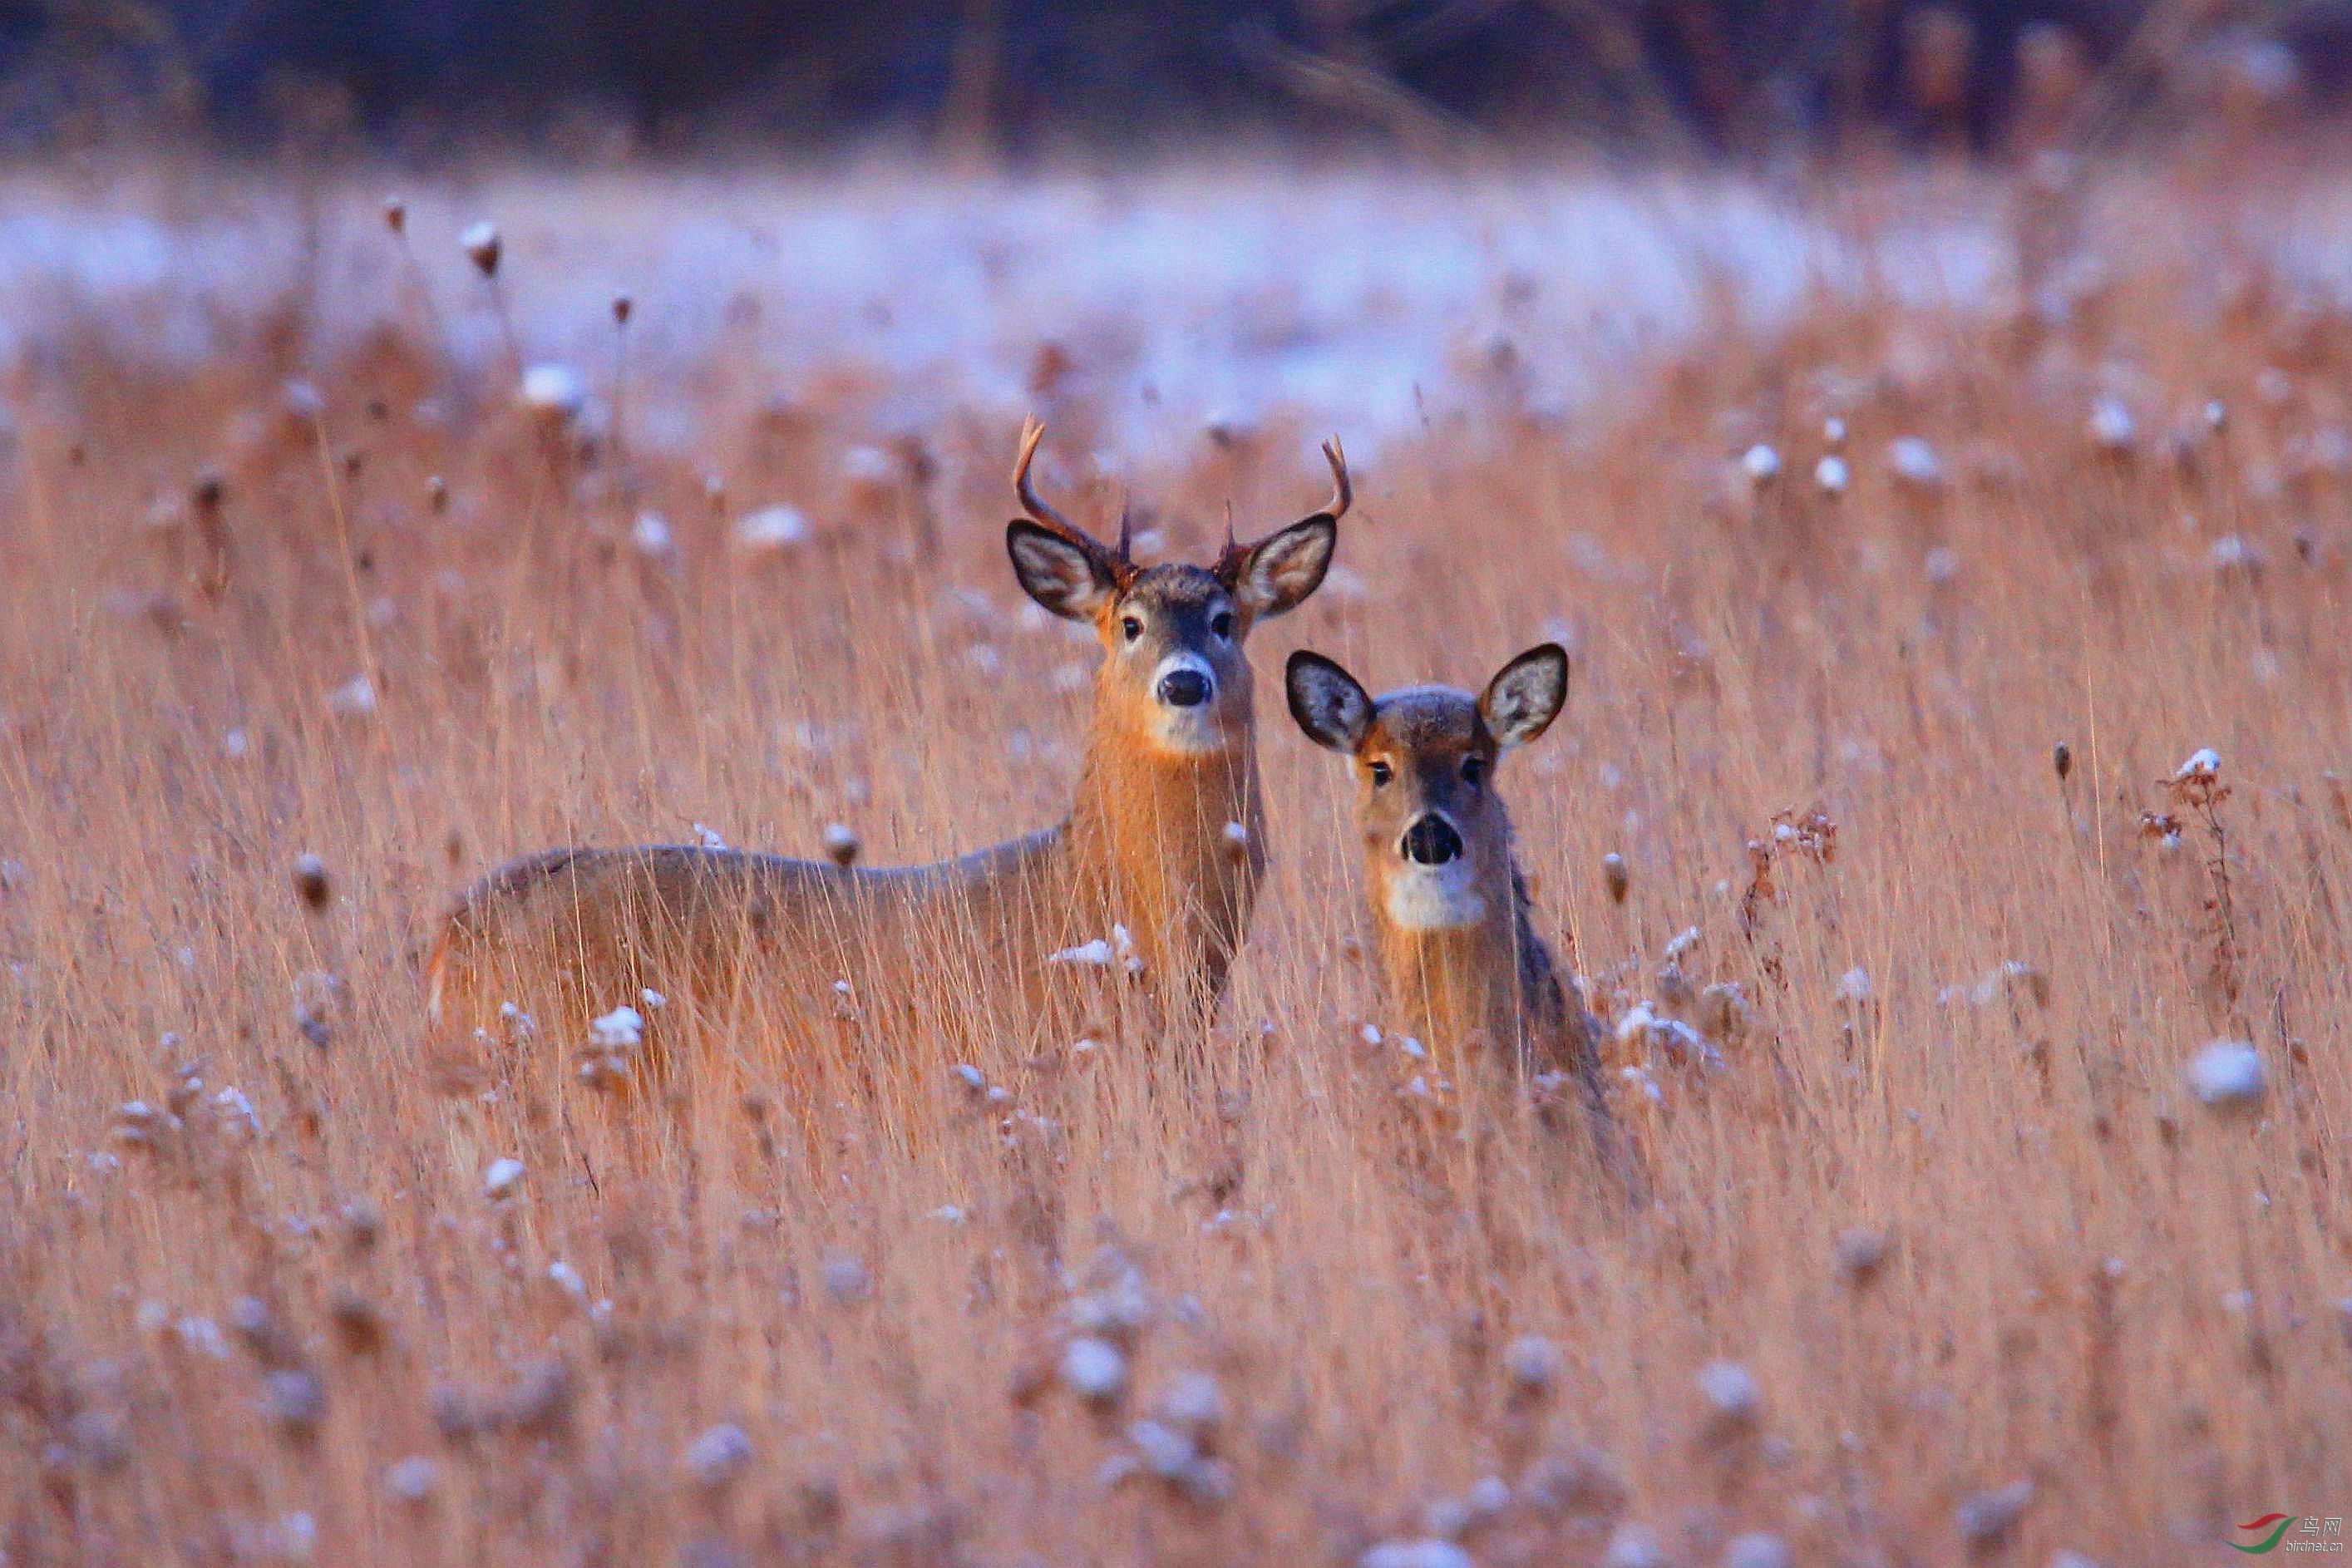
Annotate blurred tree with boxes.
[0,0,2333,155]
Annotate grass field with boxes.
[2,155,2349,1566]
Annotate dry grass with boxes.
[3,155,2350,1566]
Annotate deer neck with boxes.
[1062,693,1265,990]
[1374,855,1526,1066]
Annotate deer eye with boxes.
[1368,760,1393,787]
[1461,756,1487,786]
[1121,615,1143,643]
[1210,609,1235,640]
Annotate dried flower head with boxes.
[1062,1336,1129,1405]
[1835,1227,1892,1286]
[1956,1480,2034,1546]
[1504,1333,1562,1393]
[1724,1533,1792,1568]
[291,853,331,911]
[382,1455,437,1505]
[2187,1039,2265,1111]
[460,220,501,277]
[1360,1541,1473,1568]
[683,1423,753,1490]
[482,1156,526,1200]
[1697,1359,1761,1436]
[517,363,587,421]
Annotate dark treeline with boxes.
[2,0,2345,155]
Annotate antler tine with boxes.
[1116,491,1134,568]
[1319,434,1352,520]
[1221,499,1237,557]
[1013,415,1086,542]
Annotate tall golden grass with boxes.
[2,159,2348,1566]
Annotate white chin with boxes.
[1148,709,1230,755]
[1384,865,1487,930]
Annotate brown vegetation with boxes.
[2,159,2348,1565]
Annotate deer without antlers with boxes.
[1285,643,1621,1167]
[427,421,1347,1080]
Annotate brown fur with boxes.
[1286,650,1621,1161]
[427,428,1339,1087]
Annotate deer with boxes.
[1283,643,1623,1175]
[426,419,1348,1082]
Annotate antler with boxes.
[1015,416,1132,579]
[1214,436,1352,584]
[1318,434,1351,520]
[1013,415,1082,540]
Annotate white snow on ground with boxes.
[0,165,2017,451]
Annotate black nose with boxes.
[1157,668,1212,708]
[1400,815,1463,866]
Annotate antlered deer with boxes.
[427,420,1346,1076]
[1284,643,1620,1163]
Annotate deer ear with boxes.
[1232,515,1336,621]
[1479,643,1569,749]
[1007,521,1114,620]
[1285,650,1373,753]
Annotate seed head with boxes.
[821,1250,870,1304]
[1602,852,1630,904]
[1739,443,1781,486]
[517,363,587,421]
[482,1156,526,1200]
[327,673,377,717]
[1724,1533,1792,1568]
[1360,1542,1473,1568]
[1158,1370,1225,1437]
[1504,1333,1562,1393]
[1697,1359,1761,1429]
[1956,1480,2034,1546]
[822,822,860,867]
[612,292,633,326]
[1835,1227,1891,1286]
[1889,436,1945,490]
[2187,1039,2265,1111]
[631,512,675,560]
[1062,1336,1129,1405]
[291,853,331,911]
[589,1005,643,1050]
[2088,397,2136,453]
[1602,1525,1665,1568]
[2053,740,2073,782]
[1127,1418,1196,1477]
[1814,454,1850,495]
[266,1369,327,1442]
[382,1455,437,1505]
[460,221,501,278]
[683,1423,753,1490]
[382,196,407,234]
[734,505,810,554]
[329,1289,387,1355]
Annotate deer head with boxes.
[1284,644,1569,930]
[1006,417,1346,757]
